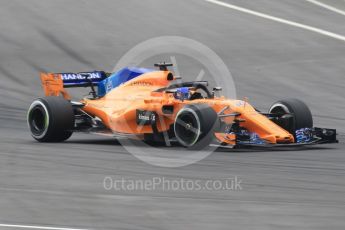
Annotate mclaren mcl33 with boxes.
[27,62,338,149]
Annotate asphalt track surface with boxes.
[1,0,345,229]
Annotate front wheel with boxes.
[174,104,219,149]
[27,96,74,142]
[269,98,313,137]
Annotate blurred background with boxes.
[0,0,344,229]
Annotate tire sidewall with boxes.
[269,98,313,134]
[27,97,74,142]
[174,104,219,149]
[174,107,202,147]
[27,99,50,140]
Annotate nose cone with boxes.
[227,100,295,144]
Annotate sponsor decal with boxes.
[61,72,103,81]
[136,110,156,125]
[235,101,245,107]
[128,81,153,87]
[105,78,113,92]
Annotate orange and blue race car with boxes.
[27,62,338,149]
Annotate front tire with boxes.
[27,97,74,142]
[174,104,219,149]
[269,98,313,136]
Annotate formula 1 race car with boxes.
[27,62,338,149]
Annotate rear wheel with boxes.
[27,97,74,142]
[269,98,313,137]
[174,104,219,149]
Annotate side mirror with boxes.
[212,87,222,98]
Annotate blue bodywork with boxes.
[97,67,154,97]
[236,131,266,145]
[295,128,313,143]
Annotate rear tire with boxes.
[269,98,313,136]
[174,104,219,149]
[27,97,74,142]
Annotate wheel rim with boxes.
[174,108,201,147]
[269,103,290,115]
[27,100,49,138]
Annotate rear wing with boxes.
[40,71,109,100]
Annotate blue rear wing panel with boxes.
[57,67,155,97]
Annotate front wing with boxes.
[213,127,338,149]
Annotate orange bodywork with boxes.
[40,70,294,144]
[40,73,71,100]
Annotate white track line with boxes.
[205,0,345,42]
[0,223,89,230]
[305,0,345,16]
